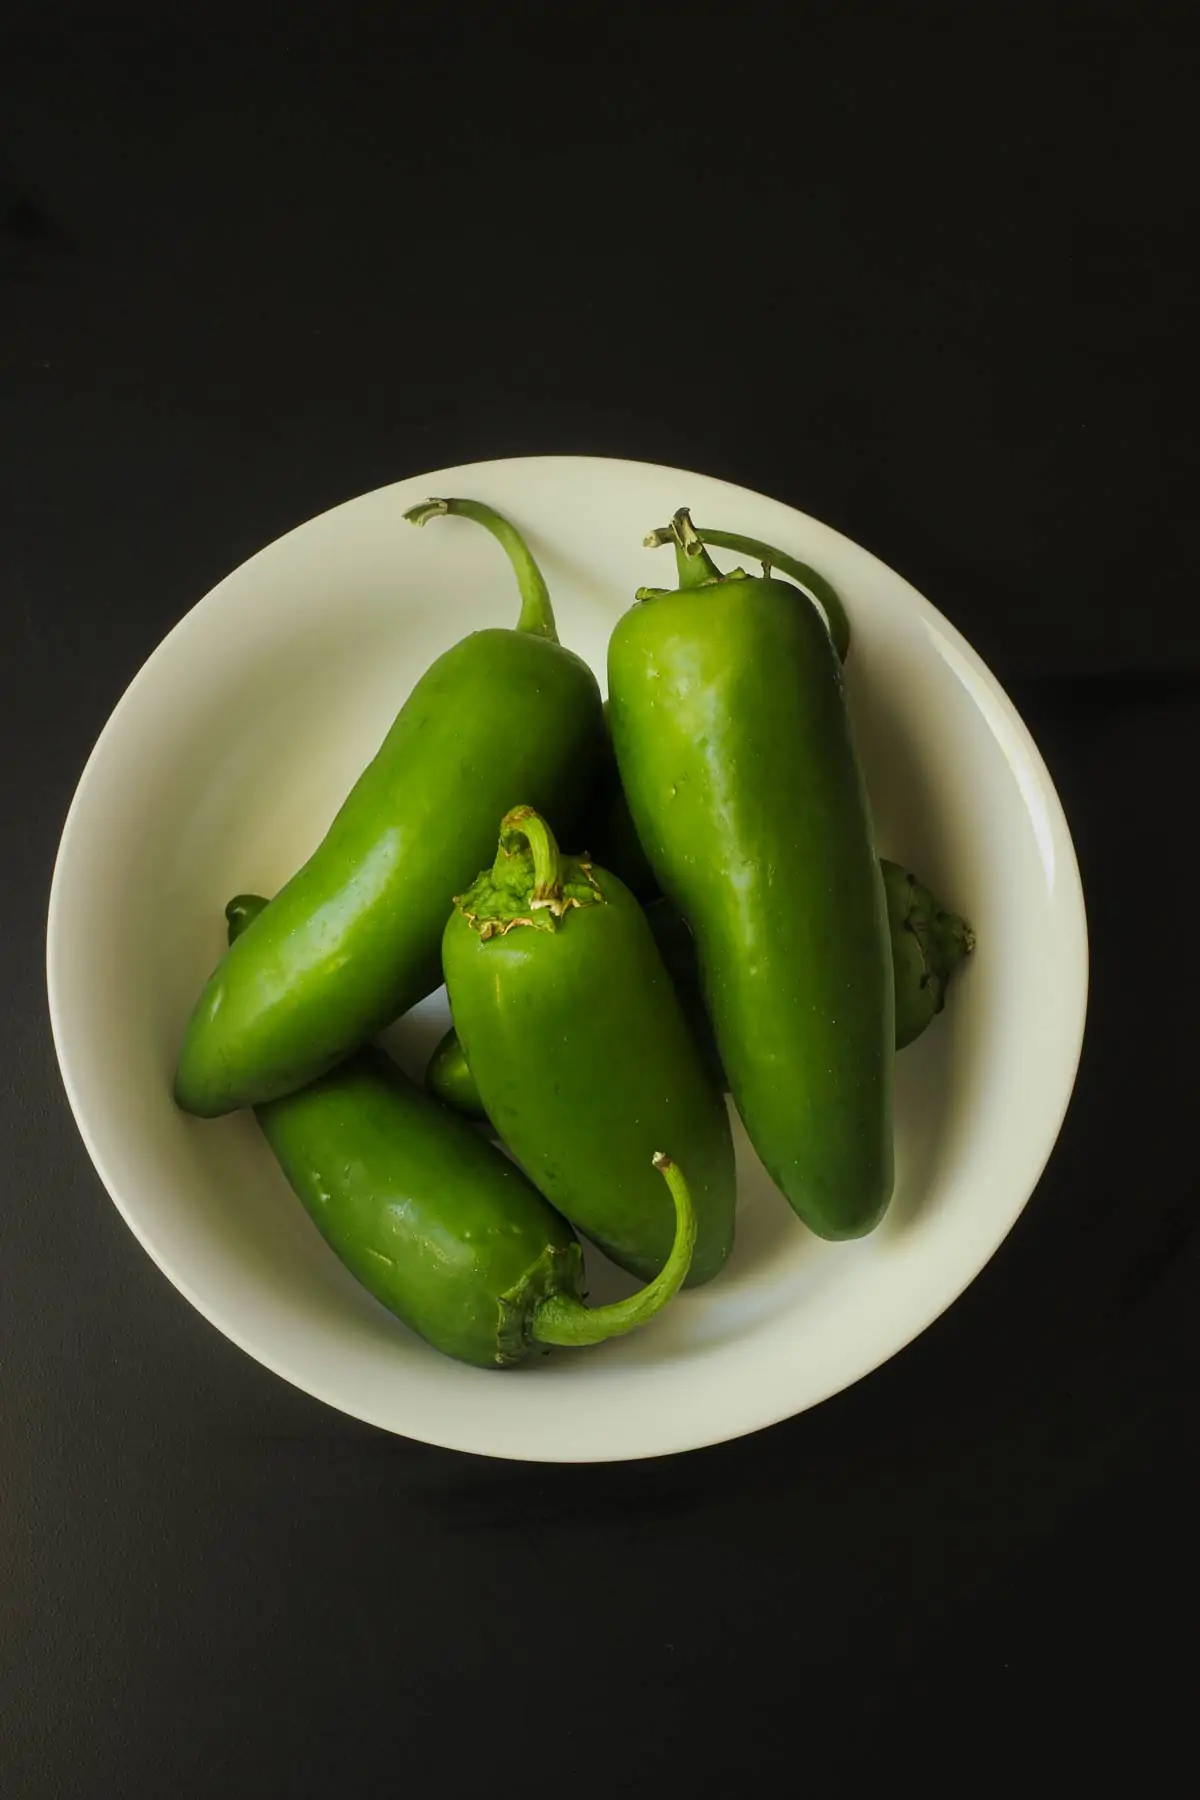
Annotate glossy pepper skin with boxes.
[608,509,894,1241]
[442,809,736,1286]
[426,864,974,1118]
[427,892,722,1118]
[643,867,971,1074]
[174,500,606,1117]
[584,525,852,902]
[229,895,697,1367]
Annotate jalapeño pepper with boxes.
[608,509,894,1240]
[442,808,736,1286]
[175,500,606,1116]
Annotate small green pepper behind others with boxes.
[229,896,696,1368]
[883,863,975,1049]
[175,500,606,1117]
[424,1025,489,1122]
[443,808,737,1286]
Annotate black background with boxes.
[3,4,1196,1795]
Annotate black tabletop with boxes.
[3,7,1196,1795]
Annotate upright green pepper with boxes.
[228,895,696,1369]
[442,808,737,1286]
[426,863,974,1119]
[175,500,606,1116]
[609,509,894,1241]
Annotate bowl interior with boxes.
[48,457,1086,1460]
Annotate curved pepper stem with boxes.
[404,497,560,642]
[531,1154,697,1347]
[645,515,851,661]
[498,804,563,908]
[457,807,600,938]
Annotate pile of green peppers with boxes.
[175,496,973,1370]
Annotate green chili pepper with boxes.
[228,894,696,1368]
[441,808,737,1286]
[428,867,973,1118]
[174,500,606,1117]
[609,509,894,1241]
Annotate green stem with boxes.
[665,507,723,589]
[498,805,562,907]
[531,1154,697,1347]
[645,519,850,659]
[403,497,560,642]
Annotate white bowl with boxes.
[47,456,1087,1461]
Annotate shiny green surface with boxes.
[258,1045,584,1368]
[229,897,694,1365]
[442,815,736,1287]
[175,503,606,1117]
[608,518,894,1240]
[428,866,973,1116]
[225,896,580,1368]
